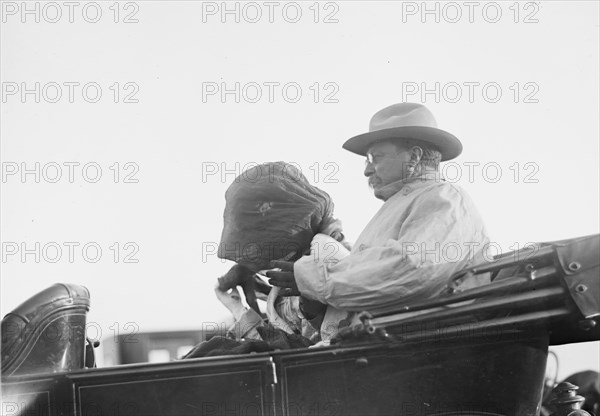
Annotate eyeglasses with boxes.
[365,152,398,166]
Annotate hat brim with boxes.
[343,126,462,161]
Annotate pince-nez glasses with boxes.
[365,152,398,166]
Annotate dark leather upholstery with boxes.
[1,283,90,376]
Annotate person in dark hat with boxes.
[268,103,490,319]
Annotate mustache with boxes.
[368,176,382,188]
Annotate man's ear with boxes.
[410,146,423,164]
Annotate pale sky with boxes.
[1,1,599,378]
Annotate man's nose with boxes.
[364,162,375,177]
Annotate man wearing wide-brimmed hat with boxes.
[268,103,490,324]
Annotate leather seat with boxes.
[1,283,90,376]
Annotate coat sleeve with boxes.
[226,308,264,340]
[294,185,489,313]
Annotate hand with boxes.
[266,260,300,296]
[214,284,246,320]
[217,264,253,291]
